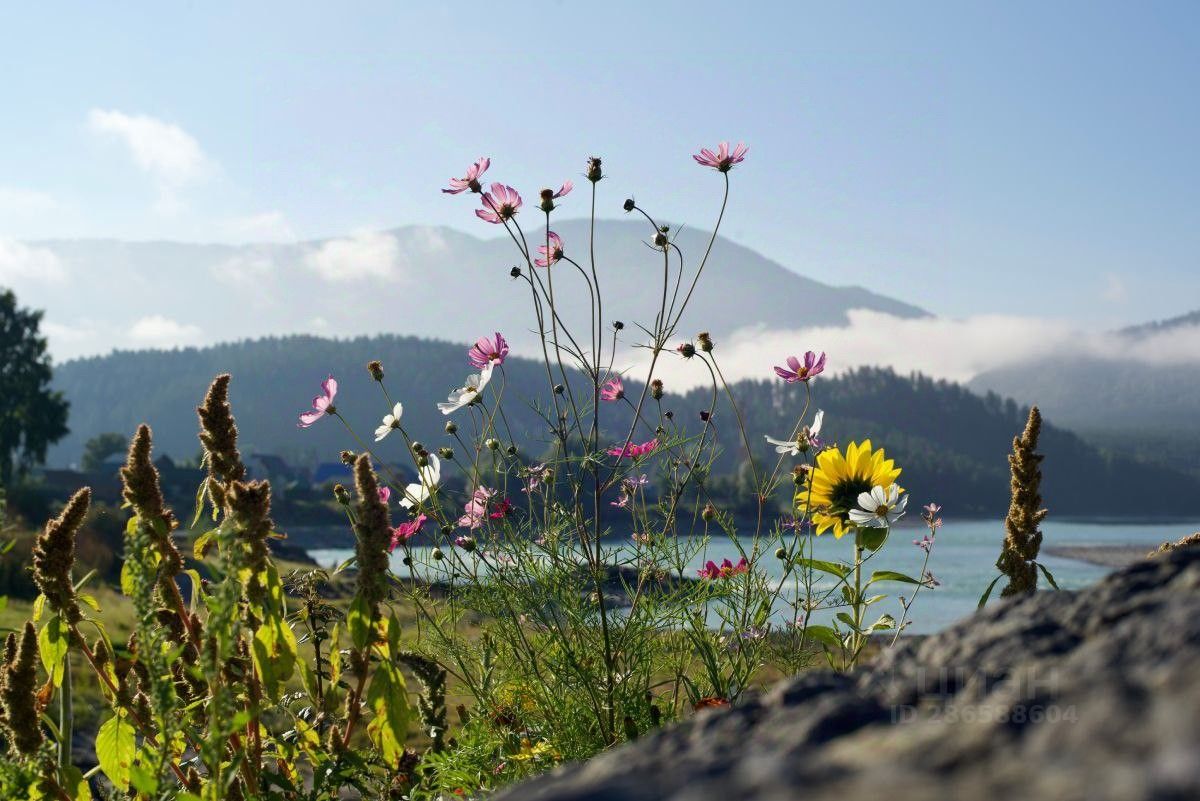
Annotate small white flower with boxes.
[400,454,441,509]
[374,402,404,442]
[764,409,824,456]
[848,484,908,529]
[437,363,494,415]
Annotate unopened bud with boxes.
[623,198,636,212]
[431,547,444,561]
[653,231,668,248]
[367,360,384,381]
[411,442,425,455]
[676,342,696,358]
[702,502,717,522]
[586,157,603,183]
[697,332,714,352]
[445,420,458,434]
[775,547,788,560]
[613,320,625,330]
[333,484,351,505]
[456,536,477,552]
[510,266,522,278]
[486,438,500,451]
[651,379,664,400]
[438,447,454,460]
[506,445,517,456]
[663,410,674,420]
[554,384,565,395]
[539,188,556,213]
[792,465,811,486]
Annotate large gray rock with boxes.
[497,547,1200,801]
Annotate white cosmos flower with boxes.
[437,363,493,415]
[374,402,404,442]
[848,484,908,529]
[400,453,441,508]
[765,409,825,456]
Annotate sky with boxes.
[0,1,1197,329]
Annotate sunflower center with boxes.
[828,478,875,519]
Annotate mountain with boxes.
[46,334,1200,518]
[968,309,1200,433]
[23,219,927,362]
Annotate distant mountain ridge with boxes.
[20,219,927,363]
[46,333,1200,518]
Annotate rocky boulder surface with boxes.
[497,546,1200,801]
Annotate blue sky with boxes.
[1,1,1197,326]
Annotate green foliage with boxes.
[0,289,69,487]
[81,432,129,472]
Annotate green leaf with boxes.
[128,764,159,795]
[977,574,1003,608]
[59,765,92,801]
[858,526,889,552]
[867,570,922,586]
[1035,561,1060,590]
[347,593,373,651]
[96,714,136,791]
[119,561,135,596]
[192,529,217,560]
[189,477,209,529]
[39,615,70,686]
[32,593,46,622]
[794,557,850,579]
[867,613,896,632]
[835,612,861,632]
[78,594,101,612]
[802,624,842,649]
[366,662,410,767]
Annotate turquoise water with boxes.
[307,519,1197,634]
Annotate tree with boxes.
[0,290,69,486]
[81,432,128,472]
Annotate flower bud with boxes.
[651,379,664,399]
[431,547,444,561]
[438,447,454,460]
[340,450,356,465]
[699,410,712,422]
[440,525,454,536]
[613,320,625,331]
[455,536,477,552]
[367,360,384,382]
[655,425,666,436]
[586,157,603,183]
[623,198,636,212]
[653,231,668,248]
[663,410,674,420]
[486,438,500,451]
[539,188,556,213]
[775,547,788,561]
[506,445,518,456]
[702,502,717,522]
[510,266,522,278]
[697,332,714,352]
[402,556,413,566]
[792,464,811,486]
[416,454,429,468]
[676,342,696,358]
[554,384,565,395]
[333,484,351,505]
[445,420,458,434]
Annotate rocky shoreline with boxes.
[496,544,1200,801]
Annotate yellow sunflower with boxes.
[796,440,902,538]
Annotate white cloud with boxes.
[211,253,276,286]
[128,315,203,347]
[88,109,212,186]
[1101,272,1128,303]
[303,229,402,281]
[642,309,1200,391]
[0,239,67,283]
[221,211,296,243]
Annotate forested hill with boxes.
[49,334,1200,517]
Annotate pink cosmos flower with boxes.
[488,497,513,520]
[468,332,509,368]
[606,438,659,459]
[697,557,749,580]
[297,376,338,428]
[534,232,564,267]
[774,351,826,383]
[476,183,522,224]
[600,376,624,402]
[537,181,574,211]
[523,463,549,493]
[390,514,427,552]
[443,157,490,194]
[458,487,496,529]
[693,142,748,172]
[454,535,476,550]
[378,486,391,504]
